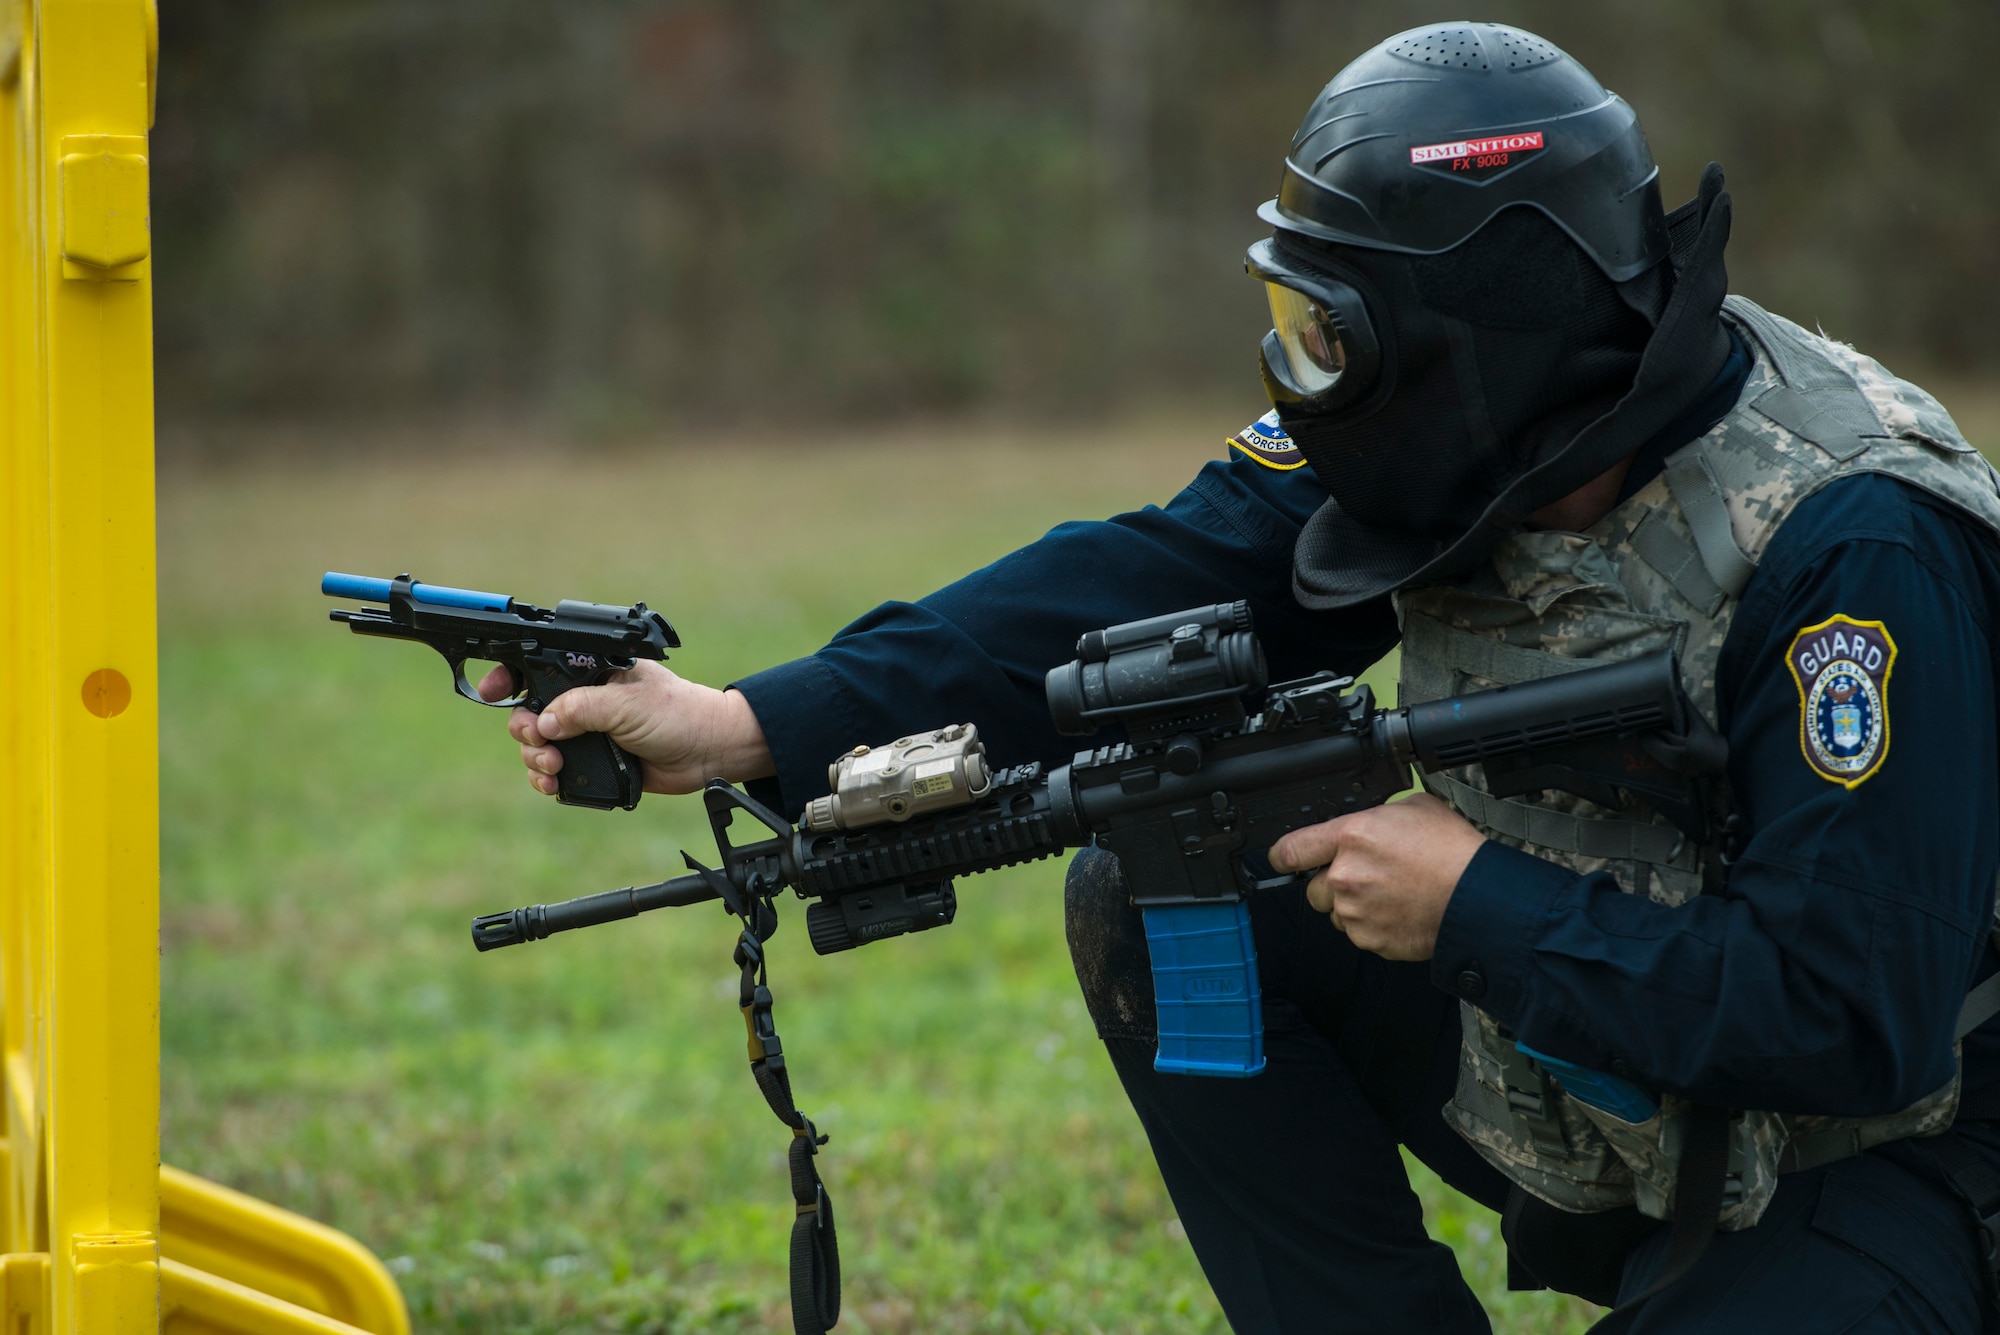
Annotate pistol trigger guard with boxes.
[448,654,526,708]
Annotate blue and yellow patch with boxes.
[1786,615,1896,788]
[1226,410,1305,470]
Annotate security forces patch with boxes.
[1227,410,1305,470]
[1786,615,1897,788]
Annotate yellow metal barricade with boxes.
[0,3,411,1331]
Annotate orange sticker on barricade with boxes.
[81,668,131,718]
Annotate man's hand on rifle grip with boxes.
[476,659,777,797]
[1268,793,1487,962]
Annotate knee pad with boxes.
[1064,846,1158,1042]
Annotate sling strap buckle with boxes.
[1499,1038,1570,1155]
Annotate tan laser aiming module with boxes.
[802,724,992,831]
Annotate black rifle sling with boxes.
[735,927,842,1335]
[1587,1103,1731,1334]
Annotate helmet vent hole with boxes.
[1386,24,1561,72]
[1490,30,1562,70]
[1389,25,1492,71]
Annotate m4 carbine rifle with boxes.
[474,600,1727,1081]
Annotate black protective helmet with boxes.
[1256,23,1738,613]
[1260,23,1667,283]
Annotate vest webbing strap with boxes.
[1724,297,1888,462]
[1430,771,1692,868]
[1496,1041,1569,1156]
[1663,447,1758,600]
[1723,298,1853,396]
[1752,386,1873,461]
[1628,507,1726,615]
[1399,615,1602,693]
[1960,971,2000,1041]
[1777,1125,1864,1175]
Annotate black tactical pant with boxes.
[1063,845,1988,1334]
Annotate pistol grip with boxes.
[552,731,644,811]
[1142,902,1266,1078]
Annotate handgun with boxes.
[322,572,679,811]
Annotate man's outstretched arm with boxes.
[727,451,1396,815]
[493,447,1397,816]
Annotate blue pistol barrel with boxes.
[321,572,513,613]
[1142,901,1266,1077]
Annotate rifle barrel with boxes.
[471,872,719,950]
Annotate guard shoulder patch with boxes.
[1786,615,1897,788]
[1227,410,1305,471]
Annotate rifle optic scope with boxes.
[1045,601,1267,736]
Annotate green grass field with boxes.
[186,389,2000,1332]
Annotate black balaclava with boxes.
[1283,164,1735,609]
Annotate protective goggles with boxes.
[1245,237,1381,411]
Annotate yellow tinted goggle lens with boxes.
[1264,281,1348,395]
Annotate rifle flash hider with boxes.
[802,723,992,832]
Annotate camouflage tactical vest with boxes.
[1397,296,2000,1230]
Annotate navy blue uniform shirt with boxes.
[734,352,2000,1124]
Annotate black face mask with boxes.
[1276,164,1737,610]
[1273,206,1656,541]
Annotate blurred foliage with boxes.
[152,1,1998,427]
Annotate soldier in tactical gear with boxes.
[494,22,2000,1333]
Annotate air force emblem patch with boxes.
[1226,410,1305,470]
[1786,615,1897,788]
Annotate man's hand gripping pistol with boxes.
[323,572,679,811]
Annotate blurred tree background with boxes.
[150,0,1998,431]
